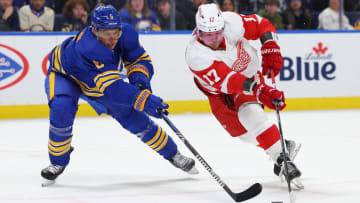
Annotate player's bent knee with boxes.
[49,95,78,127]
[238,103,274,135]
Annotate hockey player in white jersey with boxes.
[185,3,303,189]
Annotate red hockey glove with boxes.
[253,72,286,110]
[261,41,283,78]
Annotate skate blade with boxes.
[291,177,304,190]
[41,180,55,187]
[187,166,199,175]
[289,143,302,161]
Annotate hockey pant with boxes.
[208,93,282,161]
[45,72,177,166]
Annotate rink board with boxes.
[0,31,360,119]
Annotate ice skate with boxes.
[273,140,301,174]
[41,146,73,187]
[285,140,301,161]
[41,164,66,186]
[274,153,304,190]
[169,151,199,175]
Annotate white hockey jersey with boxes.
[185,11,275,95]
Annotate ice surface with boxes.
[0,110,359,203]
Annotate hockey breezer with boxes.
[158,109,262,202]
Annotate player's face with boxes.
[198,29,224,50]
[97,28,121,50]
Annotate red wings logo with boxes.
[231,41,250,72]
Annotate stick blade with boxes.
[289,191,296,203]
[234,183,262,202]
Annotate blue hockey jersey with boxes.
[48,23,153,98]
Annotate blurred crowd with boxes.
[0,0,359,32]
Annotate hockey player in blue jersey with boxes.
[41,5,198,184]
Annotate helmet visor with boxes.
[198,29,224,44]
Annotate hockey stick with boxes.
[270,71,296,203]
[158,109,262,202]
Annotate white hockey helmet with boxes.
[196,3,225,33]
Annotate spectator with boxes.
[46,0,95,14]
[240,0,285,13]
[221,0,236,12]
[283,0,312,29]
[318,0,354,30]
[45,0,66,14]
[354,19,360,29]
[246,0,265,13]
[313,0,328,11]
[119,0,161,31]
[344,0,360,11]
[176,0,201,30]
[55,0,90,31]
[156,0,186,30]
[0,0,19,31]
[147,0,156,10]
[18,0,54,31]
[258,0,283,29]
[301,0,314,10]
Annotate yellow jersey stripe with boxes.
[145,126,161,145]
[48,137,72,147]
[94,71,122,83]
[150,129,165,149]
[57,45,65,74]
[99,78,121,92]
[94,72,122,89]
[48,142,71,152]
[49,72,55,101]
[127,64,149,78]
[48,146,71,156]
[133,89,151,111]
[76,30,85,43]
[154,133,169,152]
[123,53,152,66]
[53,46,61,72]
[69,76,104,97]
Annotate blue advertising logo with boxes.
[280,42,336,81]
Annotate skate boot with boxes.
[169,151,199,175]
[273,139,301,177]
[274,153,304,190]
[285,139,301,161]
[41,164,66,181]
[41,146,74,186]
